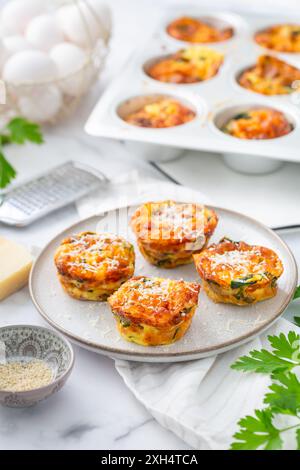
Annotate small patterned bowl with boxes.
[0,324,74,408]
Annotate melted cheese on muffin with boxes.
[54,232,135,301]
[108,276,200,346]
[255,24,300,53]
[124,98,195,128]
[222,108,293,140]
[193,238,283,306]
[131,200,218,268]
[238,55,300,95]
[147,46,224,84]
[167,16,234,43]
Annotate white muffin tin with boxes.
[85,7,300,173]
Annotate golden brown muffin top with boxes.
[238,55,300,96]
[108,276,200,328]
[222,108,293,140]
[147,46,224,84]
[54,232,135,283]
[167,16,234,43]
[124,98,195,128]
[255,24,300,53]
[194,238,284,288]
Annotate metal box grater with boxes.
[0,161,108,226]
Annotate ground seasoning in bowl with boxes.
[0,324,74,407]
[0,360,53,392]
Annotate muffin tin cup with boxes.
[86,7,300,173]
[115,92,204,162]
[223,153,285,175]
[161,11,249,48]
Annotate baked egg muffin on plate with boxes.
[193,237,284,306]
[255,24,300,53]
[108,276,200,346]
[54,232,135,301]
[146,46,224,84]
[166,16,234,43]
[238,55,300,95]
[131,200,218,268]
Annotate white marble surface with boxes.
[0,0,299,450]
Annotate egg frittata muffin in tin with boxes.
[193,237,284,306]
[146,46,224,84]
[255,24,300,53]
[222,108,293,140]
[124,98,195,128]
[54,232,135,301]
[166,16,234,44]
[238,55,300,96]
[108,276,200,346]
[131,200,218,268]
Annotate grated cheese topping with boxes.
[210,249,265,277]
[133,201,206,242]
[55,232,134,280]
[109,276,200,325]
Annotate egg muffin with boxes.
[167,16,234,43]
[147,46,224,84]
[238,55,300,95]
[131,200,218,268]
[193,238,283,306]
[124,98,195,128]
[108,276,200,346]
[255,24,300,53]
[54,232,135,301]
[222,108,293,140]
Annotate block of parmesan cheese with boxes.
[0,237,33,301]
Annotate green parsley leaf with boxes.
[268,331,300,362]
[296,428,300,450]
[264,372,300,415]
[294,317,300,327]
[231,332,300,374]
[6,117,43,145]
[0,151,17,189]
[231,409,283,450]
[294,286,300,300]
[231,349,296,374]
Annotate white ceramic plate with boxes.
[29,205,297,362]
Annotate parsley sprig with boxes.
[231,336,300,450]
[0,117,43,189]
[294,286,300,329]
[231,286,300,450]
[231,331,300,374]
[294,286,300,300]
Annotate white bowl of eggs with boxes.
[0,0,111,124]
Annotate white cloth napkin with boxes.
[77,170,212,218]
[76,173,299,450]
[115,319,299,450]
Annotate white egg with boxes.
[50,42,90,96]
[0,0,47,35]
[86,0,112,42]
[57,1,107,48]
[26,14,64,52]
[18,85,62,123]
[3,35,31,57]
[3,50,57,84]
